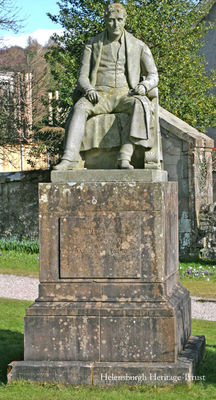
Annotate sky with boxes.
[0,0,63,48]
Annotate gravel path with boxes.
[0,274,39,301]
[191,298,216,321]
[0,274,215,321]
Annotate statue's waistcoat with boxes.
[96,35,128,88]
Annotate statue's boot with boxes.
[53,103,88,171]
[118,142,135,169]
[118,160,134,169]
[53,159,80,171]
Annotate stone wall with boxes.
[160,107,213,257]
[198,202,216,260]
[213,171,216,202]
[0,170,50,240]
[200,149,216,260]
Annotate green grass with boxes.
[0,299,215,399]
[180,279,216,299]
[192,319,216,384]
[0,250,39,277]
[0,381,216,400]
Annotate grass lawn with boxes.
[181,280,216,299]
[0,251,39,278]
[0,298,215,399]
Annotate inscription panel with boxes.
[60,214,141,278]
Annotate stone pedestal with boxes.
[8,170,204,385]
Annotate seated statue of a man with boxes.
[54,2,158,171]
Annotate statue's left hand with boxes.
[133,84,146,96]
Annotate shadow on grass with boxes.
[196,346,216,385]
[0,329,24,384]
[180,255,216,265]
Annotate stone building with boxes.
[160,107,213,257]
[0,71,49,172]
[0,144,48,172]
[0,71,33,138]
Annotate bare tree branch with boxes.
[0,0,24,34]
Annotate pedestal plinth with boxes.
[8,170,204,385]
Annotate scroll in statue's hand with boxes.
[86,89,99,104]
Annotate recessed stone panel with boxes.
[60,214,141,278]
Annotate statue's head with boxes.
[105,3,127,39]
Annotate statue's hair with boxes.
[105,3,127,18]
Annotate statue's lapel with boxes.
[125,30,134,87]
[91,31,105,86]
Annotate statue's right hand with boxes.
[86,89,99,104]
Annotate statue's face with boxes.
[106,10,126,38]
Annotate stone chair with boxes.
[79,87,163,169]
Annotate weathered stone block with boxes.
[100,315,175,362]
[25,315,100,361]
[8,336,205,385]
[8,170,194,385]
